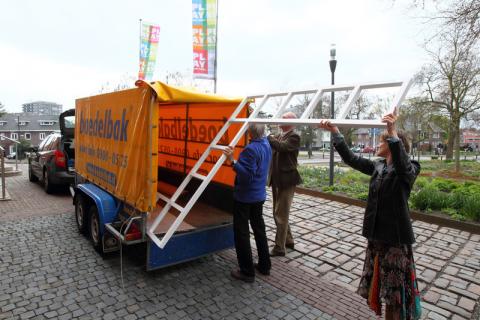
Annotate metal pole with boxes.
[213,0,219,93]
[1,146,5,199]
[328,45,337,186]
[15,115,19,171]
[139,19,142,80]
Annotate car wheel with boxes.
[75,194,88,234]
[28,164,38,182]
[89,206,104,254]
[43,169,54,194]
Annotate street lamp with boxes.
[329,44,337,186]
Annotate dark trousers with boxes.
[233,200,271,277]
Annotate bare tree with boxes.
[165,71,188,87]
[396,97,443,154]
[442,0,479,43]
[419,23,480,171]
[401,0,479,44]
[99,74,136,93]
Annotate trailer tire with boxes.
[74,194,88,234]
[89,206,104,254]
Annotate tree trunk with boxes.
[446,120,454,160]
[454,118,461,173]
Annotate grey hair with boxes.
[248,123,266,139]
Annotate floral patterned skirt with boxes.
[357,241,421,320]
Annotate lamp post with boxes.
[15,115,19,171]
[329,44,337,186]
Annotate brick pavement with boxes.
[1,164,480,319]
[261,192,480,320]
[0,214,334,320]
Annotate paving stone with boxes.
[2,167,480,320]
[457,297,475,312]
[19,310,35,319]
[426,311,449,320]
[423,290,441,304]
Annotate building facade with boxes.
[0,113,59,156]
[461,129,480,150]
[22,101,62,116]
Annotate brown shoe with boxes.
[254,263,270,276]
[286,243,295,250]
[230,269,254,283]
[269,249,285,257]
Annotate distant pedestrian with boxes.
[223,123,272,283]
[268,112,302,257]
[318,112,422,320]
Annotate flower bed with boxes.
[298,160,480,223]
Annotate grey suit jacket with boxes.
[268,130,302,188]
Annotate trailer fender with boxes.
[76,183,120,237]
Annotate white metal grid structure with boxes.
[147,78,413,249]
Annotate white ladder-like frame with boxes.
[147,79,413,249]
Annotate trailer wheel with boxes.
[89,206,104,254]
[74,194,88,234]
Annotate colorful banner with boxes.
[192,0,217,80]
[138,22,160,81]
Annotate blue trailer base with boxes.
[146,223,234,271]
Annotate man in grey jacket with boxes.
[267,112,302,257]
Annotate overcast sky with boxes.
[0,0,435,113]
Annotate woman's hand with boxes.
[382,112,398,138]
[318,120,340,134]
[222,146,234,162]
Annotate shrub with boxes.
[448,190,465,209]
[411,188,432,211]
[462,194,480,222]
[431,179,460,192]
[413,177,428,190]
[411,185,449,211]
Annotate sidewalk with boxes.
[1,164,479,319]
[260,192,480,319]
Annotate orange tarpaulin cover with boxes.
[75,81,246,212]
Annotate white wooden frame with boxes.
[147,79,413,249]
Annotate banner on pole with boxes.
[192,0,217,80]
[138,22,160,81]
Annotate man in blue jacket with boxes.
[223,123,272,283]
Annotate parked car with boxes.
[28,109,75,193]
[362,146,375,153]
[6,152,16,159]
[462,144,474,152]
[350,146,361,153]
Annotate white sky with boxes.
[0,0,435,113]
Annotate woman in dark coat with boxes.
[319,113,421,320]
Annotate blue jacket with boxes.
[233,137,272,203]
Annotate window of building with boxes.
[39,132,46,140]
[0,134,5,140]
[9,145,14,154]
[39,121,55,126]
[11,133,18,140]
[432,132,439,139]
[0,121,7,126]
[18,121,29,126]
[24,133,31,140]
